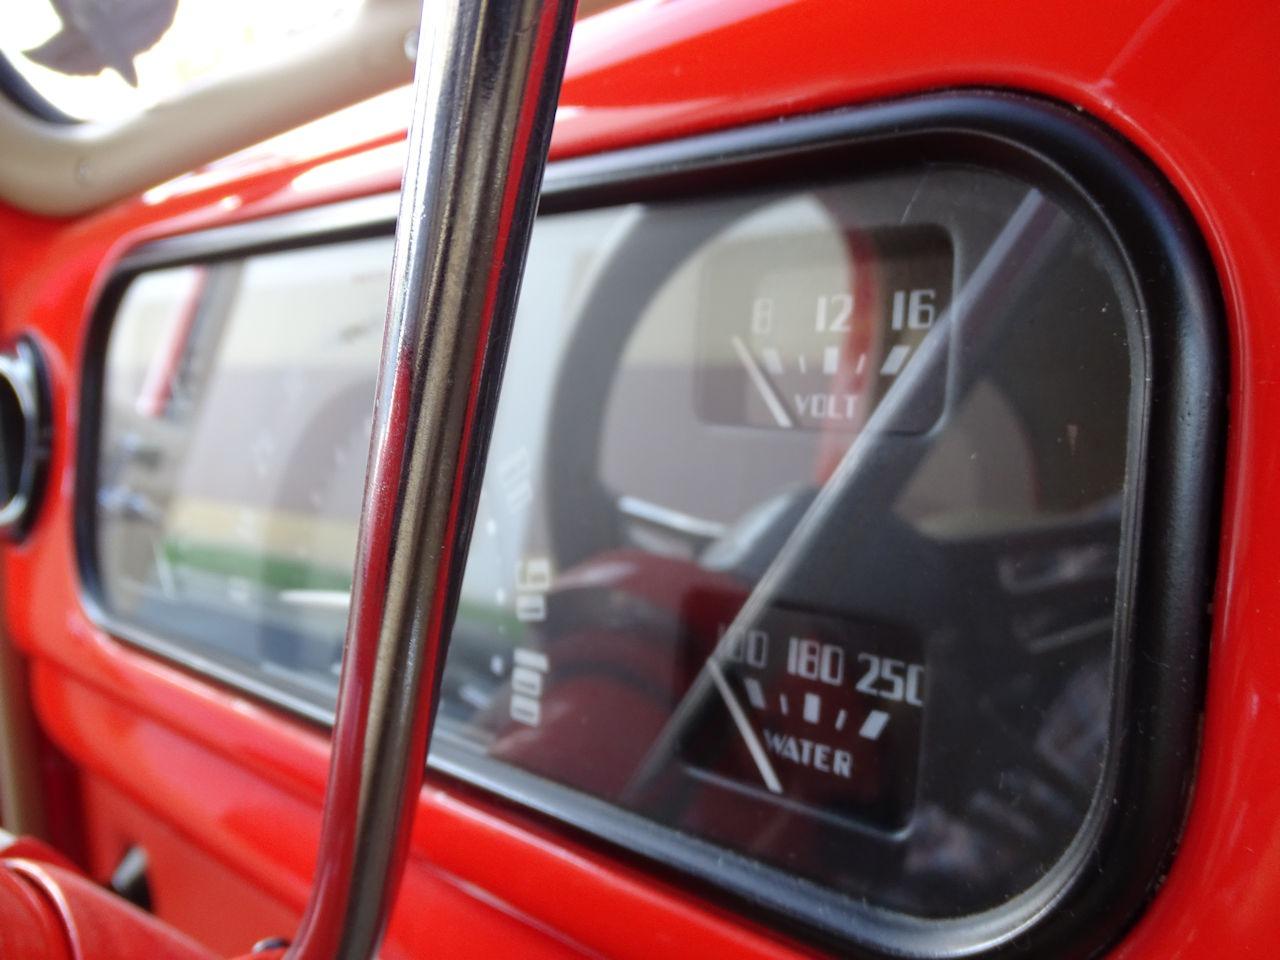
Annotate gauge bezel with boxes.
[75,92,1224,959]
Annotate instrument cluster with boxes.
[81,98,1221,957]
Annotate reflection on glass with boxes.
[96,166,1138,920]
[98,239,388,701]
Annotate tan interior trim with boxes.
[0,0,418,218]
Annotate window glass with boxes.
[2,0,635,123]
[4,0,361,122]
[96,238,388,704]
[94,165,1142,922]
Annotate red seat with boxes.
[0,831,215,960]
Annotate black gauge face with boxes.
[697,227,952,434]
[679,607,925,830]
[87,105,1218,959]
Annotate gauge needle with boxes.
[706,656,784,795]
[731,336,795,429]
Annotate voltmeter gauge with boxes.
[697,227,953,434]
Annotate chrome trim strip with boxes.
[285,1,577,957]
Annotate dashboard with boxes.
[77,94,1221,957]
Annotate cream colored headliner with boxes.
[0,0,418,218]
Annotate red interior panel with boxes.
[0,0,1276,956]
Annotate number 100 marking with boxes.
[723,626,769,669]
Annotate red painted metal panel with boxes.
[81,775,301,955]
[0,0,1275,956]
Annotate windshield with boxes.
[3,0,630,124]
[3,0,364,122]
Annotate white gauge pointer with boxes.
[731,335,795,429]
[707,656,784,795]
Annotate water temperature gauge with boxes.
[697,226,953,434]
[682,606,925,830]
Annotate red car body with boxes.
[0,0,1276,956]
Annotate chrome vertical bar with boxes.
[285,0,576,957]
